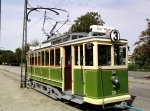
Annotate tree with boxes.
[70,12,105,33]
[0,50,16,65]
[31,39,39,46]
[132,19,150,68]
[15,48,22,65]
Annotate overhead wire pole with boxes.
[20,0,25,88]
[0,0,1,48]
[24,0,28,88]
[21,0,27,88]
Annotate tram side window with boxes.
[29,54,31,65]
[80,45,83,65]
[98,45,111,66]
[46,50,49,66]
[114,44,126,65]
[50,49,54,66]
[55,49,60,66]
[75,46,78,65]
[35,52,37,66]
[42,51,44,66]
[31,53,34,65]
[85,43,93,66]
[38,52,41,66]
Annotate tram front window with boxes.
[74,46,78,65]
[98,45,111,66]
[85,43,93,66]
[114,44,126,65]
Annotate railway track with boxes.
[0,66,21,81]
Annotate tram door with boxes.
[64,46,72,91]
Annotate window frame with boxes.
[98,44,112,66]
[55,48,61,67]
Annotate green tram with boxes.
[27,25,131,108]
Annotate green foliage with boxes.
[0,47,23,65]
[132,19,150,69]
[0,44,30,65]
[15,48,22,64]
[70,12,104,33]
[128,64,150,72]
[0,50,16,65]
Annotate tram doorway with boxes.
[64,46,72,91]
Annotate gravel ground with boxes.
[0,69,77,111]
[129,71,150,79]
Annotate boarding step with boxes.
[71,95,84,104]
[62,90,72,100]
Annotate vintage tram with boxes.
[27,25,131,108]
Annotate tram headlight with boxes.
[112,75,119,84]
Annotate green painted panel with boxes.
[32,76,41,81]
[42,79,62,87]
[27,66,33,75]
[34,67,42,76]
[27,66,34,79]
[74,69,84,96]
[34,67,49,78]
[116,70,128,94]
[101,69,128,97]
[27,66,31,74]
[50,68,62,81]
[85,70,102,99]
[84,69,128,99]
[32,76,62,88]
[42,67,49,78]
[101,70,113,97]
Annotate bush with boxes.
[128,64,150,72]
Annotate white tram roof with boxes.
[29,25,127,51]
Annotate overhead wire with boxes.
[26,0,72,38]
[27,15,44,31]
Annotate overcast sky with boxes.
[1,0,150,54]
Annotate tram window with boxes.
[46,50,49,66]
[85,43,93,66]
[79,35,84,38]
[80,45,83,65]
[50,49,54,66]
[35,52,37,66]
[31,53,34,65]
[72,35,77,40]
[114,44,126,65]
[55,49,60,66]
[98,45,111,66]
[27,54,29,65]
[38,52,41,66]
[42,51,44,66]
[74,46,78,65]
[63,36,70,42]
[29,54,32,65]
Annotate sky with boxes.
[1,0,150,54]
